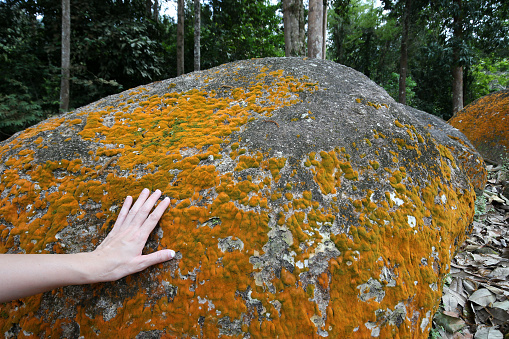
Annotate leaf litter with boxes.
[430,163,509,339]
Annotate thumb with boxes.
[142,249,176,268]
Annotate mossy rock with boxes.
[0,58,485,338]
[449,89,509,164]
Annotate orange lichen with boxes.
[449,89,509,163]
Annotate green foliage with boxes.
[474,194,487,220]
[328,0,400,85]
[501,149,509,174]
[468,57,509,100]
[330,0,509,120]
[381,72,417,106]
[410,40,454,119]
[0,1,60,138]
[200,0,284,69]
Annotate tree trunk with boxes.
[452,65,463,113]
[59,0,70,112]
[283,0,305,56]
[308,0,323,59]
[177,0,184,76]
[322,0,327,59]
[452,0,463,113]
[146,0,152,17]
[398,0,411,104]
[153,0,158,23]
[194,0,200,71]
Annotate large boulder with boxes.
[449,89,509,164]
[0,58,485,338]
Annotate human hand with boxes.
[87,188,174,283]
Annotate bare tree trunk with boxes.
[194,0,200,71]
[322,0,327,59]
[452,66,463,113]
[153,0,158,23]
[59,0,70,112]
[398,0,411,104]
[308,0,323,59]
[452,0,463,114]
[283,0,305,56]
[146,0,152,17]
[177,0,184,76]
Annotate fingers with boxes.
[111,189,168,236]
[129,189,164,227]
[123,188,152,226]
[139,197,171,238]
[111,195,133,231]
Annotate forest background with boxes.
[0,0,508,141]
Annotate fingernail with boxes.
[143,188,149,193]
[168,250,175,259]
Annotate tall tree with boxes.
[322,0,328,58]
[59,0,70,112]
[451,0,464,113]
[194,0,200,71]
[153,0,159,23]
[177,0,185,75]
[308,0,323,58]
[283,0,306,56]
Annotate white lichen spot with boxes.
[441,194,447,204]
[420,311,431,332]
[364,322,380,337]
[352,250,360,261]
[389,192,404,206]
[407,215,416,228]
[310,315,329,337]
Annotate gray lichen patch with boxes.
[357,278,386,303]
[218,236,244,252]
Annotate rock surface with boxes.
[0,57,486,338]
[449,89,509,164]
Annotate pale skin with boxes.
[0,188,175,303]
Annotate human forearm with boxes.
[0,252,97,303]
